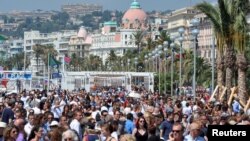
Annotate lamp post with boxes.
[170,42,175,96]
[191,18,200,98]
[148,53,152,71]
[212,35,215,94]
[178,27,184,93]
[163,41,168,94]
[135,57,138,85]
[135,57,138,71]
[144,55,148,72]
[127,59,130,71]
[157,46,163,94]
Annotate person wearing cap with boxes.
[49,120,59,130]
[160,111,174,141]
[0,122,6,141]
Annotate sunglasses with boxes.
[139,120,145,123]
[172,130,181,133]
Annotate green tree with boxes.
[89,55,102,71]
[196,0,227,90]
[156,30,170,45]
[232,0,249,102]
[106,50,117,71]
[196,0,249,102]
[33,44,45,74]
[133,30,145,54]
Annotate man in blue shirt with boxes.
[1,101,14,124]
[160,111,174,141]
[124,113,134,134]
[232,98,241,114]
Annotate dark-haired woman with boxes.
[132,117,148,141]
[27,126,43,141]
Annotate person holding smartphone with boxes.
[167,123,184,141]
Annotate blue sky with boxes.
[0,0,217,12]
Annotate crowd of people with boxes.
[0,86,249,141]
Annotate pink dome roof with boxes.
[123,9,147,24]
[77,26,87,39]
[122,1,147,29]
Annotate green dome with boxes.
[130,0,141,9]
[104,21,117,26]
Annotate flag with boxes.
[0,34,7,41]
[175,53,185,59]
[49,54,61,67]
[64,56,71,64]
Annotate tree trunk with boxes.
[216,51,224,86]
[225,45,235,99]
[237,53,247,104]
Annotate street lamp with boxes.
[191,18,200,98]
[127,59,130,71]
[163,41,168,94]
[178,27,184,93]
[135,57,138,71]
[170,42,175,97]
[148,53,152,71]
[135,57,138,85]
[144,55,148,72]
[157,49,162,94]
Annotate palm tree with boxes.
[70,53,80,71]
[196,0,229,91]
[196,0,249,101]
[133,30,145,54]
[232,0,249,103]
[106,50,117,71]
[145,37,156,50]
[41,45,58,68]
[11,53,29,70]
[156,30,170,45]
[33,44,45,74]
[219,0,235,94]
[89,55,102,71]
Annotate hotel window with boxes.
[125,35,127,39]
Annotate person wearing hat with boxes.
[0,122,6,141]
[49,120,59,131]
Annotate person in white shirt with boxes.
[70,110,83,140]
[51,99,62,121]
[24,114,35,139]
[182,103,192,116]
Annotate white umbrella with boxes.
[128,91,141,99]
